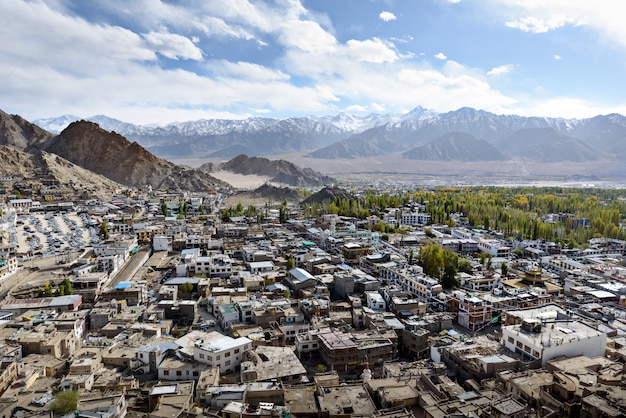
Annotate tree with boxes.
[501,262,509,277]
[43,281,53,297]
[62,278,73,295]
[161,202,168,216]
[458,258,473,273]
[100,220,109,240]
[407,248,414,265]
[441,248,460,289]
[418,244,444,279]
[286,258,295,270]
[180,282,194,293]
[51,390,79,415]
[283,288,291,298]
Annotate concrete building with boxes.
[502,318,607,367]
[176,330,253,375]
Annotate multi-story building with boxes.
[502,318,606,367]
[178,331,253,375]
[318,330,394,372]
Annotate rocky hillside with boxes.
[497,128,603,162]
[225,183,302,207]
[403,132,504,161]
[41,121,227,191]
[302,186,355,205]
[0,110,54,151]
[0,145,123,197]
[199,154,334,186]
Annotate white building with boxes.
[153,235,172,252]
[401,212,431,226]
[502,318,606,367]
[478,239,510,257]
[194,254,233,277]
[365,291,386,311]
[176,330,252,375]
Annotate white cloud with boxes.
[211,61,290,81]
[554,54,562,60]
[143,31,203,60]
[510,97,626,119]
[371,103,386,112]
[346,38,398,63]
[278,20,337,53]
[434,52,447,60]
[379,11,397,22]
[505,15,579,33]
[487,64,514,76]
[346,104,367,112]
[492,1,626,50]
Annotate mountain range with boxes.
[0,110,335,195]
[34,108,626,172]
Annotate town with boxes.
[1,185,626,418]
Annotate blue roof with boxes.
[116,281,132,289]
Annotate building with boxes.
[502,318,607,367]
[177,331,253,374]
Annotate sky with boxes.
[2,0,626,125]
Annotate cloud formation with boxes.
[0,0,624,123]
[379,11,397,22]
[487,64,514,77]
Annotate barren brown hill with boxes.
[225,183,302,207]
[0,145,123,198]
[0,109,54,151]
[43,121,228,191]
[200,154,335,186]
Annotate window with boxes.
[193,371,199,377]
[302,344,309,349]
[216,355,220,360]
[199,353,204,359]
[508,337,514,344]
[524,345,531,353]
[164,370,169,375]
[225,352,231,357]
[516,341,523,348]
[176,370,182,376]
[225,360,231,366]
[234,348,240,354]
[207,356,213,361]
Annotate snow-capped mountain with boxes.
[33,107,626,165]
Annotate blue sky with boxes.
[1,0,626,124]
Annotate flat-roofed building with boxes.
[502,318,607,367]
[176,330,252,375]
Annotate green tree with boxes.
[501,262,509,277]
[43,281,53,297]
[180,282,194,293]
[51,390,79,415]
[62,278,73,295]
[220,209,231,222]
[283,288,291,298]
[100,220,109,240]
[161,202,168,216]
[418,243,444,279]
[458,258,473,273]
[441,249,460,289]
[286,258,295,270]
